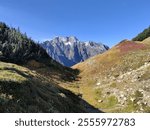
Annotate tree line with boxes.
[0,22,50,64]
[132,26,150,41]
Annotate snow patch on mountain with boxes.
[40,36,109,67]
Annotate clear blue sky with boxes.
[0,0,150,47]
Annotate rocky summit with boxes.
[41,36,109,67]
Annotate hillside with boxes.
[0,22,100,113]
[133,26,150,41]
[41,36,109,67]
[66,38,150,112]
[0,61,101,112]
[0,22,79,82]
[0,22,50,64]
[142,37,150,44]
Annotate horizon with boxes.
[0,0,150,47]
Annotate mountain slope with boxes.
[0,22,80,82]
[0,22,101,113]
[0,61,101,112]
[41,36,109,67]
[0,22,51,64]
[142,37,150,44]
[70,39,150,112]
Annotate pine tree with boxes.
[133,26,150,41]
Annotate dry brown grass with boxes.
[69,40,150,112]
[0,61,98,113]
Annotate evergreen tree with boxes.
[0,22,51,64]
[133,26,150,41]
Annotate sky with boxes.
[0,0,150,47]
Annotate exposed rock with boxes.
[98,100,103,103]
[96,82,101,86]
[41,36,109,67]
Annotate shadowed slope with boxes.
[0,61,102,113]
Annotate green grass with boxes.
[95,95,118,111]
[106,96,118,108]
[121,91,144,112]
[68,84,79,88]
[0,62,31,82]
[0,61,93,113]
[94,88,102,101]
[95,89,102,96]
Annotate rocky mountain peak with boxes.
[68,36,79,43]
[52,36,78,45]
[41,36,109,67]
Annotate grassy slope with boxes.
[0,22,101,113]
[0,61,100,113]
[62,38,150,113]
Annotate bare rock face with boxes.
[41,36,109,67]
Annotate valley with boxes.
[0,22,150,113]
[62,38,150,112]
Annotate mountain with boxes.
[0,22,101,113]
[41,36,109,67]
[64,37,150,113]
[0,22,79,82]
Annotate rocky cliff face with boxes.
[41,36,109,67]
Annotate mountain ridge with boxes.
[41,36,109,67]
